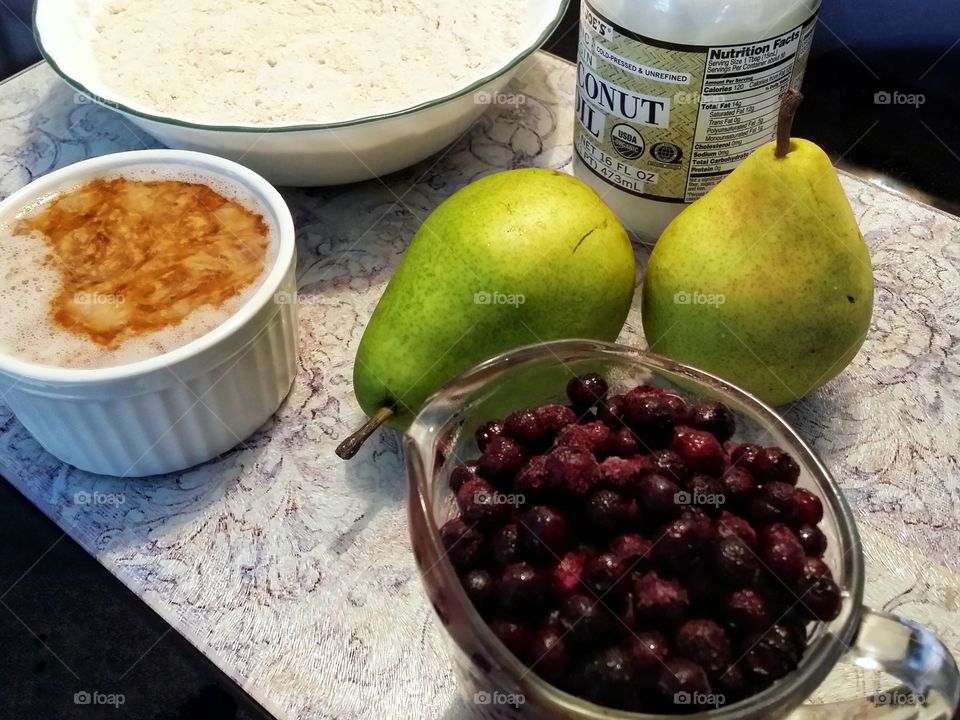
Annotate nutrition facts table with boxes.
[685,19,817,201]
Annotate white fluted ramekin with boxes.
[0,150,298,476]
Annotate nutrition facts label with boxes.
[686,21,818,200]
[575,3,817,204]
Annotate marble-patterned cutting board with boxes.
[0,53,958,719]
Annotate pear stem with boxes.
[775,89,804,159]
[336,406,394,459]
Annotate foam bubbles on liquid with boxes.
[0,164,279,370]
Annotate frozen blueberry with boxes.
[637,473,684,517]
[795,557,842,621]
[582,553,630,600]
[749,481,796,524]
[546,446,600,498]
[449,461,480,493]
[720,467,758,509]
[585,489,638,539]
[730,444,765,478]
[610,533,653,566]
[629,630,671,672]
[734,445,800,485]
[656,657,712,701]
[462,569,495,613]
[596,395,626,428]
[676,619,731,677]
[649,449,691,485]
[550,551,588,600]
[474,419,505,452]
[715,510,758,549]
[606,426,641,458]
[688,401,736,443]
[558,594,618,650]
[715,661,750,700]
[556,421,614,456]
[792,487,824,526]
[490,523,522,567]
[671,426,728,477]
[489,617,531,658]
[634,571,689,625]
[496,562,547,618]
[526,626,570,684]
[439,518,484,570]
[504,408,549,450]
[725,588,774,635]
[597,456,647,496]
[456,478,510,525]
[742,625,802,681]
[624,393,688,450]
[714,536,760,586]
[519,505,571,560]
[477,436,526,485]
[514,455,551,501]
[577,646,637,709]
[535,403,578,439]
[686,474,726,516]
[567,373,609,410]
[760,447,801,484]
[796,523,827,557]
[759,524,806,582]
[653,515,710,568]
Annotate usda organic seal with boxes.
[611,124,645,160]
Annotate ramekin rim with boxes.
[0,148,296,384]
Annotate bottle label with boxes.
[575,2,818,203]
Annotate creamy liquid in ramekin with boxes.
[0,166,278,369]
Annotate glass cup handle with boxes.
[792,607,960,720]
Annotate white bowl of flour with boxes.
[35,0,568,186]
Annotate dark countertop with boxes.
[0,477,273,720]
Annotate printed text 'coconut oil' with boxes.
[574,0,821,241]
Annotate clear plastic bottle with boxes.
[573,0,821,242]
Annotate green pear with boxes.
[641,92,873,406]
[337,168,636,457]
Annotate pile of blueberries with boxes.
[439,374,842,713]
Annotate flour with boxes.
[91,0,526,126]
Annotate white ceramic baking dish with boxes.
[0,149,298,476]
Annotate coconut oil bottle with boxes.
[573,0,821,241]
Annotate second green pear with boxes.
[353,168,636,428]
[642,136,874,406]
